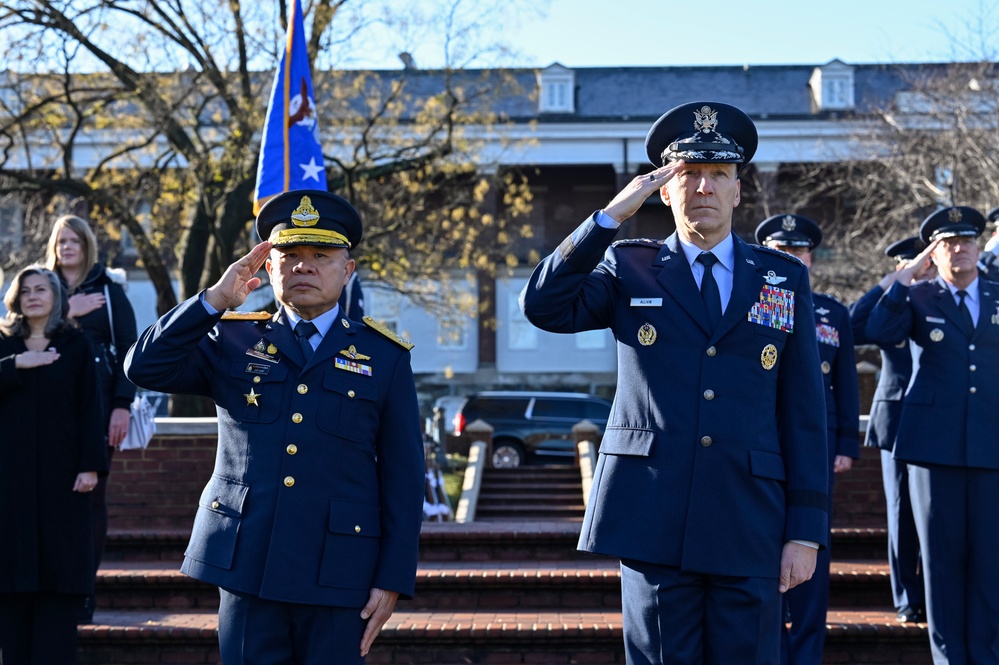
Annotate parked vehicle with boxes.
[451,391,612,468]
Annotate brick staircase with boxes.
[474,465,586,521]
[77,427,933,664]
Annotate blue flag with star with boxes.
[253,0,326,214]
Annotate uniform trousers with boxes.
[0,591,83,664]
[620,559,781,665]
[218,588,365,665]
[881,450,922,612]
[908,464,999,665]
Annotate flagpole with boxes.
[282,0,295,193]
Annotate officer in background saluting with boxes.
[521,102,829,665]
[849,236,932,625]
[755,214,860,665]
[865,206,999,665]
[976,205,999,276]
[125,190,425,664]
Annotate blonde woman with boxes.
[0,265,106,664]
[45,214,138,622]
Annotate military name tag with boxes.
[335,357,373,376]
[925,316,946,324]
[630,298,663,307]
[748,285,795,333]
[245,363,271,375]
[816,323,840,347]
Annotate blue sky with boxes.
[350,0,998,70]
[516,0,997,67]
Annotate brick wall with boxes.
[107,421,217,531]
[106,418,889,533]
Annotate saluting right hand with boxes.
[895,239,939,286]
[603,161,686,225]
[204,241,273,312]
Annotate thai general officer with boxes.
[520,101,829,665]
[849,236,931,626]
[755,214,860,665]
[865,206,999,665]
[125,190,425,664]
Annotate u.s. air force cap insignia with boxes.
[645,101,758,167]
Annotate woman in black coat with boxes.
[46,214,138,621]
[0,265,107,664]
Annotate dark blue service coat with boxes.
[865,277,999,664]
[520,216,830,579]
[125,296,425,608]
[812,292,860,462]
[865,278,999,469]
[850,285,912,451]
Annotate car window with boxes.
[583,401,611,420]
[467,397,530,420]
[531,398,589,419]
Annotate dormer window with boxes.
[538,63,575,114]
[809,59,855,112]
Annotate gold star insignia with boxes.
[245,388,261,406]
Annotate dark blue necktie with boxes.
[957,290,974,335]
[696,252,722,329]
[295,320,318,360]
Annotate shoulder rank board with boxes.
[363,316,415,350]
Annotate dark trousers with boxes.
[881,450,922,611]
[620,559,781,665]
[0,591,83,665]
[909,464,999,665]
[217,588,365,665]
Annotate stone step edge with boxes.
[77,609,928,644]
[108,526,888,543]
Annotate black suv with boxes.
[452,391,612,468]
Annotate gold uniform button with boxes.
[211,500,220,509]
[292,413,303,423]
[354,525,361,533]
[253,376,261,383]
[284,476,295,487]
[969,344,976,351]
[700,436,712,447]
[297,384,308,394]
[970,365,977,372]
[286,444,298,455]
[703,389,715,400]
[970,387,977,394]
[706,346,717,357]
[347,390,355,398]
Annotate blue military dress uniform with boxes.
[521,218,829,664]
[755,213,860,665]
[849,236,925,621]
[125,190,425,664]
[865,207,999,665]
[781,292,859,665]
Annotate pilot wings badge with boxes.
[765,270,788,285]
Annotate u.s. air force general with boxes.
[519,101,829,665]
[124,190,425,665]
